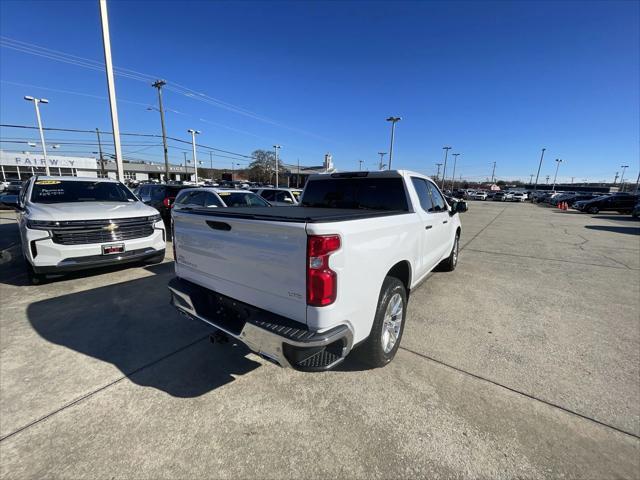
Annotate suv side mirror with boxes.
[450,200,468,215]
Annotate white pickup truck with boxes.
[169,170,466,370]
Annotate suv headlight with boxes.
[26,219,57,230]
[148,214,162,223]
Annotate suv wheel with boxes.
[358,276,407,368]
[25,262,46,285]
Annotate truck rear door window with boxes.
[301,178,408,211]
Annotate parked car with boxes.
[632,201,640,219]
[252,188,303,206]
[574,193,638,214]
[493,191,506,201]
[168,170,467,371]
[173,188,271,210]
[4,180,24,194]
[137,183,195,223]
[472,191,488,201]
[1,176,166,284]
[510,192,528,202]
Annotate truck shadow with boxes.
[26,262,261,397]
[584,225,639,236]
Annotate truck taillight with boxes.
[307,235,341,307]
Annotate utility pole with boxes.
[297,158,300,188]
[634,172,639,194]
[529,173,534,184]
[151,80,170,182]
[378,152,387,171]
[450,153,460,190]
[99,0,124,182]
[441,146,452,190]
[533,147,546,191]
[209,151,214,179]
[273,145,281,187]
[231,162,234,181]
[358,159,364,171]
[613,171,619,185]
[545,175,550,184]
[619,165,629,192]
[490,161,496,184]
[23,96,50,175]
[386,116,401,169]
[96,128,105,178]
[435,163,443,182]
[571,176,575,184]
[187,129,200,184]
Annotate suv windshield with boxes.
[301,177,409,210]
[31,180,137,204]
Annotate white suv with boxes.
[4,176,166,283]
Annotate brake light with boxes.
[163,197,175,208]
[307,235,341,306]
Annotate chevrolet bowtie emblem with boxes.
[103,223,119,232]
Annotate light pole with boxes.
[533,148,545,192]
[273,145,281,187]
[529,173,534,184]
[187,129,200,183]
[441,146,452,190]
[386,116,401,170]
[491,161,496,184]
[358,160,364,171]
[619,165,629,192]
[450,153,460,190]
[151,80,170,181]
[435,163,443,182]
[183,152,188,177]
[551,159,563,191]
[377,152,387,171]
[546,175,550,184]
[24,96,50,175]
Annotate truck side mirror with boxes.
[450,200,468,215]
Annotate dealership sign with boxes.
[0,151,98,170]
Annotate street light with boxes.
[552,158,563,191]
[187,129,201,184]
[619,165,629,192]
[24,96,50,175]
[533,147,546,192]
[450,153,460,190]
[273,145,281,187]
[385,117,401,170]
[441,146,452,190]
[377,152,387,171]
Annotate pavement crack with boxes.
[0,335,209,443]
[399,346,640,440]
[460,207,507,251]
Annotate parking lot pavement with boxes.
[1,204,639,479]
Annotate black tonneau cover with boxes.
[176,206,408,223]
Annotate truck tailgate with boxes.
[173,210,308,324]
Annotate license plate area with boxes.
[102,244,125,255]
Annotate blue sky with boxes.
[0,0,638,183]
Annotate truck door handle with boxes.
[425,225,433,230]
[206,221,232,231]
[442,220,448,224]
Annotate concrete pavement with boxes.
[1,202,638,479]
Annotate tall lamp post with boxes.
[273,145,281,187]
[24,96,50,175]
[187,129,201,184]
[377,152,387,171]
[533,147,546,192]
[619,165,629,192]
[440,146,452,190]
[386,117,401,170]
[151,80,170,182]
[450,153,460,190]
[552,158,563,191]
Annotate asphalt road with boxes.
[1,202,639,479]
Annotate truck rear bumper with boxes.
[168,277,353,371]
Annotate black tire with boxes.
[588,206,599,214]
[437,232,460,272]
[358,276,407,368]
[145,251,165,265]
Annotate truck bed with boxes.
[177,206,409,223]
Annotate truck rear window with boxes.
[301,178,409,211]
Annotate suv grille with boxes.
[51,217,155,245]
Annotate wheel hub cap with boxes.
[381,293,403,353]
